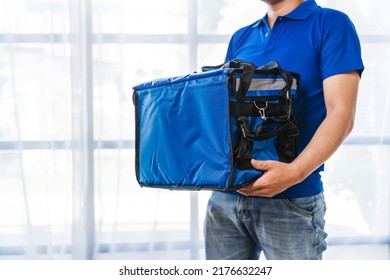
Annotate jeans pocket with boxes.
[282,195,318,217]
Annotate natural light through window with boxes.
[0,0,389,260]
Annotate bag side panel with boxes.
[136,73,233,189]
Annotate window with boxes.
[0,0,389,260]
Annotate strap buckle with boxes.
[253,101,268,121]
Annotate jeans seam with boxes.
[281,198,314,217]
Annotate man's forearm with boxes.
[291,72,360,183]
[291,107,355,183]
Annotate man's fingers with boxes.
[237,189,251,196]
[251,159,270,171]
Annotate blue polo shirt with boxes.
[226,0,364,198]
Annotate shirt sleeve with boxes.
[225,35,235,62]
[320,12,364,80]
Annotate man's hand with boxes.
[237,159,303,197]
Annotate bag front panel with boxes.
[228,69,298,187]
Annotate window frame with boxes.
[0,0,389,260]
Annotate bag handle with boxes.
[202,60,257,102]
[223,60,257,102]
[203,60,294,101]
[255,61,294,100]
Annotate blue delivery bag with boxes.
[132,60,299,191]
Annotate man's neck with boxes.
[266,0,304,29]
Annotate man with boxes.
[204,0,364,260]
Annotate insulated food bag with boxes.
[132,60,299,191]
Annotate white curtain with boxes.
[0,0,390,260]
[0,0,95,259]
[0,0,210,260]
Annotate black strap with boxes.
[202,60,257,102]
[236,63,256,102]
[222,60,257,102]
[254,120,298,141]
[276,120,299,163]
[234,117,254,170]
[256,61,293,100]
[234,118,299,168]
[230,102,290,119]
[202,60,296,101]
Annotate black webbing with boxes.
[230,102,290,119]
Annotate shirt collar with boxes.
[284,0,319,20]
[254,0,319,28]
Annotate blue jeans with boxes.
[204,191,327,260]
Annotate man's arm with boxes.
[237,71,361,197]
